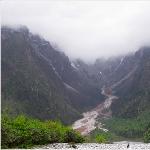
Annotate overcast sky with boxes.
[2,0,150,62]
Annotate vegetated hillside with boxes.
[101,47,150,140]
[1,26,104,124]
[111,47,150,118]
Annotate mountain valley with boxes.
[1,26,150,143]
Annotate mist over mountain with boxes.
[2,25,150,120]
[2,0,150,62]
[1,26,104,124]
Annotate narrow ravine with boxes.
[72,64,138,135]
[72,86,118,135]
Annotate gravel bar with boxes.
[34,142,150,150]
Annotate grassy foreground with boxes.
[1,114,84,148]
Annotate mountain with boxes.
[2,25,150,127]
[1,26,104,124]
[111,47,150,118]
[73,47,150,119]
[72,47,150,139]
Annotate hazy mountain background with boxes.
[2,1,150,62]
[1,26,104,124]
[2,26,150,127]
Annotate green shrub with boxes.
[144,128,150,143]
[63,128,85,143]
[95,134,107,143]
[1,114,85,148]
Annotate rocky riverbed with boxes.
[34,142,150,150]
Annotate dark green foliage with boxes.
[95,134,107,143]
[144,128,150,143]
[88,128,116,143]
[144,122,150,143]
[1,114,85,148]
[104,118,143,138]
[103,110,150,140]
[63,128,85,143]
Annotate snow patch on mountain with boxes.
[71,62,79,70]
[114,57,125,72]
[64,82,79,93]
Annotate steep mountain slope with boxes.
[1,27,79,124]
[37,46,103,111]
[111,47,150,118]
[72,48,150,139]
[73,47,150,120]
[1,26,104,124]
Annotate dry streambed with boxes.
[72,87,118,135]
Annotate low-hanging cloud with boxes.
[1,0,150,62]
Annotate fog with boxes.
[1,0,150,62]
